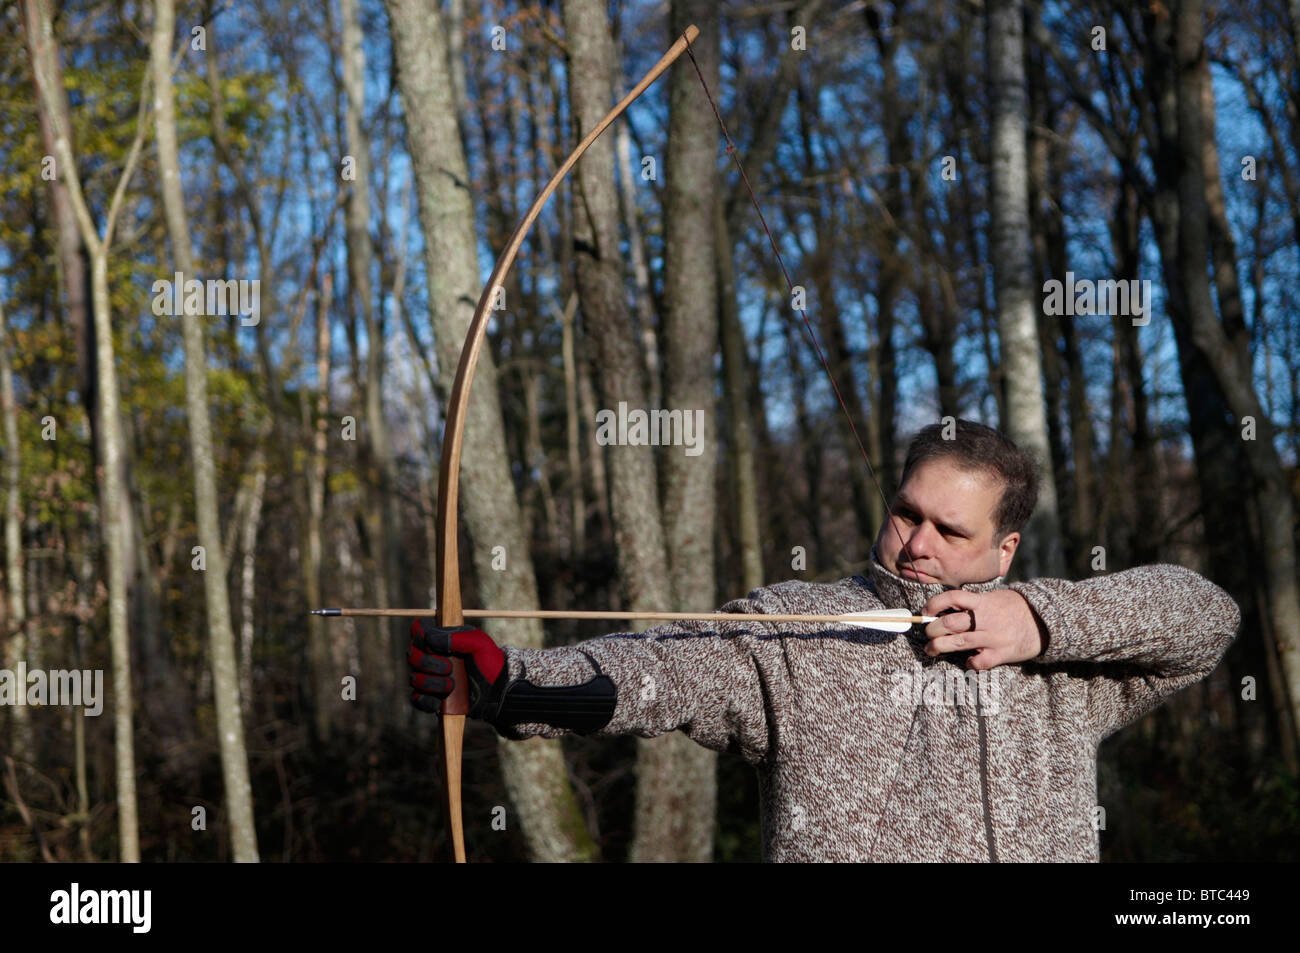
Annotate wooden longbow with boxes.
[318,23,926,862]
[430,26,702,864]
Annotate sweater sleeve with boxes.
[1008,564,1241,740]
[495,585,806,766]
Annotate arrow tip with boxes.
[311,608,342,616]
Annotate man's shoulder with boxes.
[739,574,882,613]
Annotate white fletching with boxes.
[839,608,939,633]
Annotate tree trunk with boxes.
[716,200,764,592]
[1028,48,1096,576]
[26,0,144,862]
[385,0,597,863]
[778,311,824,572]
[616,121,660,409]
[562,0,696,862]
[0,296,32,760]
[560,293,586,556]
[985,0,1063,576]
[563,0,673,617]
[867,7,905,494]
[647,0,722,863]
[1109,181,1160,566]
[21,0,93,457]
[1195,55,1251,379]
[304,273,340,740]
[578,351,612,536]
[151,0,259,861]
[1170,0,1300,756]
[342,0,404,721]
[238,447,267,719]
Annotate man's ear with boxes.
[997,531,1020,577]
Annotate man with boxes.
[408,419,1240,861]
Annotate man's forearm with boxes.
[492,651,617,735]
[1009,564,1240,674]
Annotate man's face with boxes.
[875,458,1019,586]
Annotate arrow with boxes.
[311,606,937,634]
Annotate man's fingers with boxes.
[966,647,1005,671]
[923,610,977,642]
[922,588,980,617]
[938,608,976,632]
[407,643,452,675]
[419,628,453,655]
[924,602,979,640]
[410,671,453,696]
[924,632,994,656]
[410,691,443,715]
[412,622,483,656]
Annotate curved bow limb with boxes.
[434,24,701,864]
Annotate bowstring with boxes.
[681,43,920,577]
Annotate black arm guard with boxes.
[494,653,617,734]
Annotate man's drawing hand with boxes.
[921,589,1046,670]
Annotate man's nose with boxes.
[904,522,938,555]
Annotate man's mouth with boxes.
[899,565,935,582]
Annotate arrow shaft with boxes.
[316,607,934,625]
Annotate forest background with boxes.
[0,0,1297,862]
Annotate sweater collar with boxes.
[865,546,1005,614]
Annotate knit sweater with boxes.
[500,554,1240,861]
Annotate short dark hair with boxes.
[898,420,1040,541]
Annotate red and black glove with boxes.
[408,619,618,734]
[408,622,510,720]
